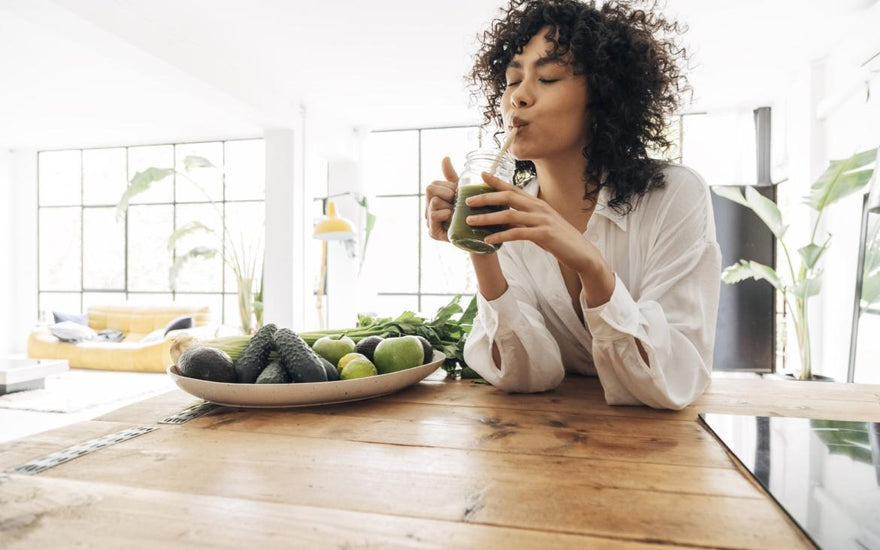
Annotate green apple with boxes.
[373,335,425,374]
[312,335,356,368]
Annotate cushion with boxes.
[141,328,168,344]
[95,328,125,343]
[53,311,89,325]
[49,321,98,343]
[164,315,193,336]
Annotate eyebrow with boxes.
[507,56,566,70]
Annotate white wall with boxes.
[816,19,880,381]
[775,3,880,380]
[0,151,11,354]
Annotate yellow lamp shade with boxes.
[314,201,355,240]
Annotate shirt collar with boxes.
[521,177,628,232]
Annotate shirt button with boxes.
[589,233,599,244]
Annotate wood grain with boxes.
[4,375,870,549]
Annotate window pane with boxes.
[82,292,127,312]
[224,201,266,293]
[372,295,419,318]
[175,142,223,203]
[126,292,173,306]
[39,207,81,290]
[420,127,481,193]
[174,293,223,327]
[38,292,82,323]
[419,197,477,295]
[39,151,81,206]
[128,204,173,291]
[224,292,246,328]
[681,112,756,186]
[420,294,473,320]
[83,207,125,289]
[360,196,419,294]
[83,148,126,206]
[174,204,223,292]
[364,131,419,196]
[225,139,265,200]
[128,145,174,204]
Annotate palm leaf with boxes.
[797,243,827,271]
[861,217,880,307]
[116,167,174,221]
[792,274,822,300]
[713,186,786,238]
[712,186,749,208]
[169,246,219,291]
[183,155,215,171]
[806,148,877,211]
[721,260,783,292]
[167,221,216,252]
[745,186,786,238]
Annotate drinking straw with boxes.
[488,128,517,175]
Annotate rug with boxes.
[0,369,176,413]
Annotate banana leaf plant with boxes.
[116,156,264,335]
[713,147,878,380]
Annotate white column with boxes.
[262,128,301,330]
[326,159,362,329]
[9,150,38,354]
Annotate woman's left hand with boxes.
[466,171,597,273]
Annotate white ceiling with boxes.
[1,0,878,150]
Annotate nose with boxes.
[509,80,533,109]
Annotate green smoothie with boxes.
[447,184,509,254]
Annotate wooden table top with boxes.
[2,373,879,549]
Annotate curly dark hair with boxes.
[469,0,690,214]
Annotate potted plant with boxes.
[713,147,877,380]
[116,156,263,335]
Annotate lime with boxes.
[337,352,368,372]
[340,358,378,380]
[373,335,425,374]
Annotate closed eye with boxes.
[505,81,521,88]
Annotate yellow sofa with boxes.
[28,304,212,373]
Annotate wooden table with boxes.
[2,373,879,549]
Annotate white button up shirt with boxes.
[464,163,722,409]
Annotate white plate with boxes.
[166,352,445,408]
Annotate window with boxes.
[361,127,483,317]
[37,138,265,324]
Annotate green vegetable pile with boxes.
[191,295,480,378]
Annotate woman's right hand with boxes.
[424,157,459,242]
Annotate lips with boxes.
[510,116,529,129]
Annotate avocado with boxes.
[355,335,384,362]
[273,328,328,383]
[255,360,290,384]
[319,357,340,381]
[415,335,434,364]
[178,346,236,383]
[235,323,278,383]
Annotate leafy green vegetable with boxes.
[197,295,480,378]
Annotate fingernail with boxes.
[465,197,474,205]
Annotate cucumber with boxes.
[235,323,278,383]
[255,360,290,384]
[274,328,328,383]
[319,357,340,381]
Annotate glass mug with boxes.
[447,148,516,254]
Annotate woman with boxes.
[425,0,721,409]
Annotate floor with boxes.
[0,369,175,444]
